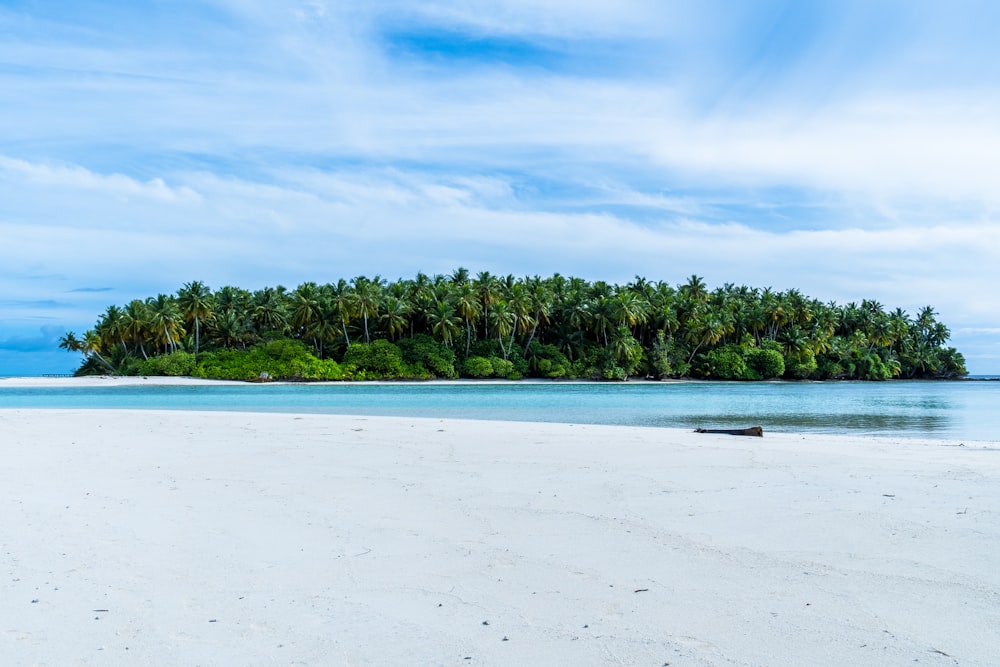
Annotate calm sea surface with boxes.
[2,380,999,441]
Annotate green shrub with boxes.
[645,332,673,378]
[534,355,569,378]
[854,353,892,381]
[784,349,818,379]
[137,351,197,377]
[193,340,345,381]
[611,327,643,377]
[570,347,607,380]
[816,359,845,380]
[462,356,493,378]
[398,334,457,378]
[704,345,749,380]
[116,355,143,377]
[400,363,435,380]
[342,340,405,378]
[601,363,627,381]
[263,338,310,362]
[746,347,785,379]
[290,356,346,381]
[489,357,514,378]
[195,349,265,381]
[469,339,505,359]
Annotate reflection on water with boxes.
[666,412,951,433]
[1,380,997,441]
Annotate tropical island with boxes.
[59,271,967,382]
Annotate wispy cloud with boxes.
[0,157,202,203]
[0,325,65,352]
[960,328,1000,336]
[1,0,999,371]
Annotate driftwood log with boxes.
[694,426,763,437]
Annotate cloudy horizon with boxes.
[2,0,999,375]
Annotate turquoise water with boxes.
[2,380,998,441]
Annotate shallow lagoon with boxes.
[3,379,998,441]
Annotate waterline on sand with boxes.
[2,376,999,441]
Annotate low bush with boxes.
[462,356,494,378]
[704,345,749,380]
[745,347,785,379]
[193,340,345,381]
[398,334,457,378]
[526,342,572,378]
[490,357,515,379]
[342,340,405,378]
[136,351,197,377]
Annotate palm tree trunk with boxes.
[525,320,539,350]
[92,351,117,374]
[687,340,704,365]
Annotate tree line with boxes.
[59,270,967,381]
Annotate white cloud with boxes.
[3,157,998,369]
[664,95,1000,207]
[3,1,1000,372]
[10,158,994,318]
[0,157,202,204]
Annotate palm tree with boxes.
[589,295,616,347]
[328,279,357,347]
[146,294,184,354]
[210,309,250,349]
[352,275,385,344]
[489,299,515,358]
[96,305,128,354]
[886,308,910,354]
[58,331,83,354]
[251,286,289,339]
[507,283,535,353]
[291,282,323,350]
[474,271,501,340]
[380,294,411,341]
[610,326,643,377]
[764,291,789,341]
[680,274,707,303]
[177,280,213,360]
[685,310,727,365]
[122,299,151,359]
[214,285,251,316]
[427,300,462,348]
[453,282,482,356]
[522,276,551,350]
[82,329,117,374]
[613,288,649,332]
[307,302,340,359]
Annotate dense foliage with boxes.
[59,271,967,381]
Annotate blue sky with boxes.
[2,0,1000,374]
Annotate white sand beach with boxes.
[1,404,998,666]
